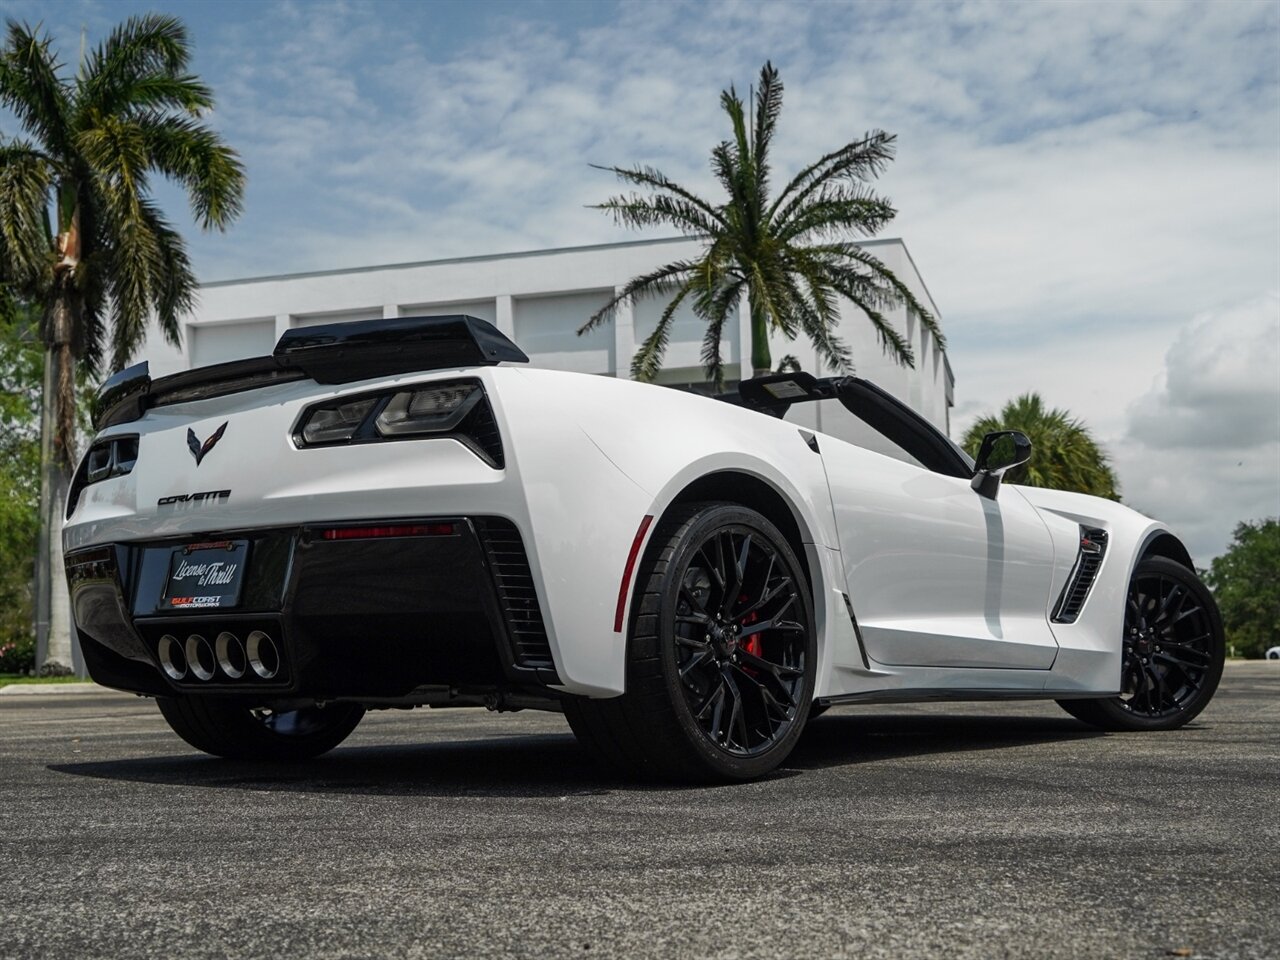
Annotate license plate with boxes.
[162,540,249,611]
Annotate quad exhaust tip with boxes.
[156,630,279,682]
[185,634,216,681]
[157,634,186,680]
[215,631,246,679]
[246,630,280,680]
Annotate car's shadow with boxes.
[790,711,1103,769]
[48,712,1102,798]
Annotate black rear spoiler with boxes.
[93,315,528,429]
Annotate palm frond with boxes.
[82,71,213,119]
[99,187,163,372]
[823,263,914,367]
[77,114,151,206]
[0,139,54,287]
[630,278,694,381]
[134,114,244,228]
[785,256,851,373]
[709,139,747,215]
[698,292,732,390]
[816,241,945,351]
[577,258,700,334]
[775,184,895,242]
[692,275,745,389]
[745,260,790,338]
[590,163,724,227]
[136,197,194,351]
[80,14,194,113]
[768,131,895,226]
[751,61,782,179]
[0,21,73,156]
[593,192,721,237]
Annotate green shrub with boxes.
[0,632,35,674]
[1207,518,1280,659]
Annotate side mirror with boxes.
[971,430,1032,499]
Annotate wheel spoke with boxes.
[722,667,749,748]
[735,572,792,621]
[739,594,798,638]
[680,648,714,680]
[1158,644,1210,668]
[738,648,803,681]
[722,534,751,615]
[1153,652,1201,693]
[679,583,709,615]
[736,656,799,712]
[675,634,711,650]
[1156,582,1183,622]
[698,543,726,593]
[696,679,725,721]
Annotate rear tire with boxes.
[157,697,364,760]
[1058,556,1224,731]
[566,502,816,782]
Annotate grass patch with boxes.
[0,673,90,687]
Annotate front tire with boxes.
[1058,556,1224,731]
[157,697,365,760]
[566,503,816,782]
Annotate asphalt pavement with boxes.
[1,662,1276,960]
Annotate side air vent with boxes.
[476,518,556,674]
[1051,527,1108,624]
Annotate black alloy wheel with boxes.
[1058,556,1224,731]
[1119,567,1217,718]
[564,502,816,781]
[673,524,809,756]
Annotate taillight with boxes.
[299,397,377,445]
[66,435,140,518]
[294,379,504,468]
[375,383,481,436]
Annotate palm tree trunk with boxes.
[34,292,78,674]
[749,295,771,377]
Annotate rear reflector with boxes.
[321,523,456,541]
[614,515,654,633]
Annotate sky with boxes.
[2,0,1278,563]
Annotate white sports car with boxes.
[65,315,1225,780]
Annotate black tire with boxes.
[565,502,816,782]
[1058,556,1224,731]
[156,697,364,760]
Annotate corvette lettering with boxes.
[157,489,231,507]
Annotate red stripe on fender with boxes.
[614,515,654,633]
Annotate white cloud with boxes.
[1114,295,1280,562]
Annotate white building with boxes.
[139,236,955,450]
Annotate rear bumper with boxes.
[65,517,561,701]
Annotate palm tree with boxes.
[0,16,245,668]
[578,61,942,386]
[961,394,1120,500]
